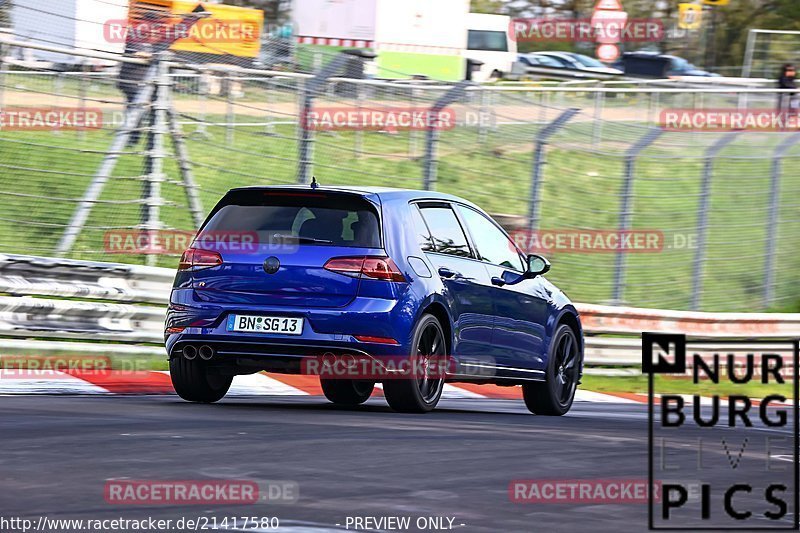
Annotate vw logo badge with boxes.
[263,256,281,274]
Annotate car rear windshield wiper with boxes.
[272,233,333,245]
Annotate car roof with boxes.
[226,184,482,209]
[624,51,661,57]
[535,51,571,57]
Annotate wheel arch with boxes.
[554,309,584,377]
[419,300,454,355]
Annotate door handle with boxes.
[491,276,506,287]
[438,267,458,279]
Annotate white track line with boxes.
[574,389,639,404]
[0,369,109,394]
[154,371,311,396]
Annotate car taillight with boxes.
[178,248,223,271]
[324,256,406,282]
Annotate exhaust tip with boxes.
[199,345,215,361]
[183,345,197,360]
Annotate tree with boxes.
[470,0,507,14]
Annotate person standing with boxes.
[117,11,161,147]
[777,63,797,112]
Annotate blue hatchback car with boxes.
[165,185,583,414]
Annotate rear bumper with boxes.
[164,288,417,361]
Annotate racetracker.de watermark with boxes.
[103,19,259,45]
[301,107,485,131]
[0,355,152,378]
[509,18,663,43]
[104,480,298,505]
[660,109,800,131]
[0,107,103,131]
[510,479,660,504]
[510,229,666,254]
[104,230,258,255]
[301,354,457,380]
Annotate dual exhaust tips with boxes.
[182,344,215,361]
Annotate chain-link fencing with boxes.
[0,37,798,313]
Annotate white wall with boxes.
[374,0,469,50]
[75,0,127,56]
[292,0,377,41]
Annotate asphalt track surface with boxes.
[1,394,795,533]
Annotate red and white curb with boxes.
[0,370,638,403]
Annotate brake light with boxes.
[178,248,223,271]
[362,258,406,282]
[324,256,406,282]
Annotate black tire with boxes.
[170,356,232,403]
[383,314,446,413]
[522,324,581,416]
[320,379,375,406]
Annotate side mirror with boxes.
[526,254,551,278]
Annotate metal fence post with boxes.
[690,132,739,311]
[192,69,211,140]
[142,56,171,266]
[225,71,235,146]
[527,108,580,231]
[263,77,276,136]
[297,50,374,184]
[422,80,471,191]
[354,83,364,158]
[165,70,204,229]
[592,87,603,146]
[646,92,655,125]
[0,37,6,109]
[478,87,490,144]
[764,132,800,308]
[56,57,158,256]
[611,128,663,305]
[78,59,89,141]
[408,81,419,158]
[296,78,314,185]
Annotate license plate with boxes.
[227,315,304,335]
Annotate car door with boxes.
[413,203,495,368]
[455,204,549,373]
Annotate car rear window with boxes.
[202,191,381,248]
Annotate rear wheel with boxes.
[320,379,375,406]
[522,324,580,416]
[383,314,446,413]
[170,356,232,403]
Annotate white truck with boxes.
[10,0,127,65]
[464,12,518,82]
[292,0,516,82]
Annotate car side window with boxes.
[410,205,435,252]
[457,205,524,271]
[418,205,472,258]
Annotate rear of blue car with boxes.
[166,187,419,403]
[166,185,583,415]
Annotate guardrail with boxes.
[0,254,797,368]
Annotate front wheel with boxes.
[170,356,232,403]
[320,378,375,406]
[383,314,446,413]
[522,324,580,415]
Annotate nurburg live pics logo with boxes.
[643,332,800,530]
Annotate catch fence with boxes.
[0,37,799,312]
